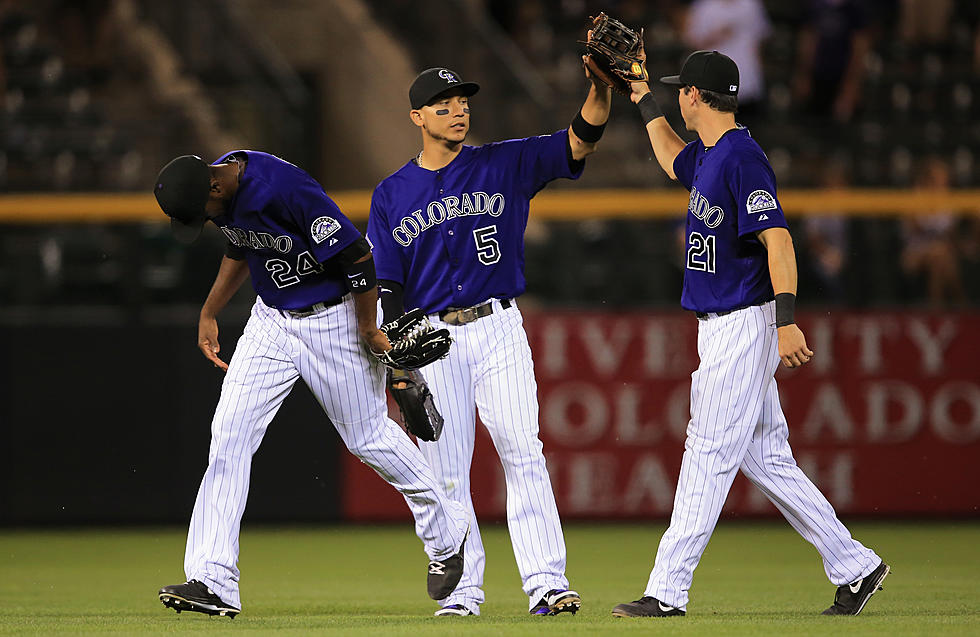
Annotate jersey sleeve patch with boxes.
[311,216,342,244]
[746,189,777,215]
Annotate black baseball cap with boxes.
[153,155,211,243]
[409,67,480,109]
[660,50,740,97]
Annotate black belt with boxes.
[281,295,346,318]
[695,299,769,320]
[439,299,512,325]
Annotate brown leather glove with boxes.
[584,12,648,96]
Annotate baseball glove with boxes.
[388,369,444,442]
[583,12,647,96]
[374,308,451,371]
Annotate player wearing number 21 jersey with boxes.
[675,123,787,312]
[368,66,611,617]
[611,50,887,619]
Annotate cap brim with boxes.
[171,215,206,244]
[659,75,684,86]
[416,82,481,109]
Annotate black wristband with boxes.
[571,111,606,143]
[378,279,405,324]
[636,92,663,125]
[336,236,371,265]
[344,256,378,293]
[774,293,796,327]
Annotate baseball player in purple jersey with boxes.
[366,65,611,617]
[611,50,889,618]
[151,151,468,617]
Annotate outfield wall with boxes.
[1,186,978,524]
[1,309,976,525]
[345,309,980,521]
[0,324,345,525]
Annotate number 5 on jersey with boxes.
[473,225,501,265]
[687,231,716,273]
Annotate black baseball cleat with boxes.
[427,536,466,600]
[159,580,240,618]
[612,596,685,617]
[530,588,582,615]
[822,562,890,616]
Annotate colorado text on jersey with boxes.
[392,191,505,246]
[220,226,294,253]
[687,185,724,228]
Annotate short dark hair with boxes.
[685,85,738,113]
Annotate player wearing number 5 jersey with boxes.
[611,50,888,618]
[367,66,611,617]
[151,151,468,617]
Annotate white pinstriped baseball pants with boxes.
[645,301,881,609]
[183,296,468,609]
[419,298,569,614]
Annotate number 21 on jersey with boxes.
[687,231,715,273]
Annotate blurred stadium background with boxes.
[0,0,977,536]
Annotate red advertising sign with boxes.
[343,311,980,520]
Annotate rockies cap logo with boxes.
[410,67,480,109]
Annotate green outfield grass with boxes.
[0,521,976,635]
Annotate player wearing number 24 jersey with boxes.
[151,151,468,617]
[368,65,611,617]
[611,49,888,618]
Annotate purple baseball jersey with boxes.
[367,130,582,314]
[210,151,362,310]
[673,127,788,313]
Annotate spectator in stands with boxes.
[803,157,851,302]
[509,0,554,62]
[51,0,113,82]
[793,0,872,123]
[898,0,953,51]
[680,0,770,130]
[901,157,966,306]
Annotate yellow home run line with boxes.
[0,189,977,223]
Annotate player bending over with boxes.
[152,151,467,617]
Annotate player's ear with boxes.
[409,109,424,128]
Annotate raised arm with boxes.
[568,68,613,161]
[627,39,686,180]
[756,227,813,368]
[198,255,250,371]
